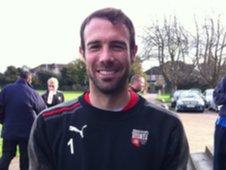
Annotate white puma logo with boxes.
[69,125,87,138]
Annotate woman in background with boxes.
[42,77,64,107]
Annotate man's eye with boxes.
[111,45,125,51]
[88,45,100,51]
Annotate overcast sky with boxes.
[0,0,225,73]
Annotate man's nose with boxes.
[99,46,114,62]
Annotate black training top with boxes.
[28,93,189,170]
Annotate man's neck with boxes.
[89,87,130,111]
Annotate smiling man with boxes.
[28,8,189,170]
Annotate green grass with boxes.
[63,91,83,101]
[156,93,171,103]
[38,90,83,101]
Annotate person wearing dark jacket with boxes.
[42,77,64,108]
[0,70,46,170]
[28,8,189,170]
[213,75,226,170]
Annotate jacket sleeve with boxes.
[213,75,226,105]
[0,90,5,124]
[61,92,65,102]
[160,119,189,170]
[33,92,47,115]
[28,115,55,170]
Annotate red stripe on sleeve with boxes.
[43,102,81,118]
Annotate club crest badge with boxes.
[131,129,149,147]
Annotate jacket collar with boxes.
[15,78,32,88]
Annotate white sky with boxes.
[0,0,226,73]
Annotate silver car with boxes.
[175,92,205,112]
[171,90,188,108]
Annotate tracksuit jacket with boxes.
[0,79,46,140]
[213,75,226,170]
[28,92,189,170]
[214,75,226,118]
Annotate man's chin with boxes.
[96,85,122,95]
[89,73,129,94]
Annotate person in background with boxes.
[28,7,189,170]
[42,77,64,107]
[130,74,146,93]
[213,75,226,170]
[0,70,46,170]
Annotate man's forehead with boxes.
[83,18,129,40]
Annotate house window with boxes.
[150,75,156,82]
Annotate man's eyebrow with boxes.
[86,40,127,47]
[111,40,127,46]
[87,41,100,46]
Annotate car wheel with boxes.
[200,107,205,113]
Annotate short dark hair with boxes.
[80,7,136,51]
[20,69,32,79]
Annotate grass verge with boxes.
[156,93,171,103]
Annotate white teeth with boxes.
[99,70,115,75]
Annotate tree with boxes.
[131,56,144,76]
[193,16,226,87]
[162,61,195,88]
[35,71,59,89]
[142,16,191,91]
[0,73,4,87]
[3,66,20,84]
[60,59,88,90]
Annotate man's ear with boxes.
[131,45,138,63]
[79,46,85,59]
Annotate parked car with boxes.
[203,89,214,108]
[189,88,207,106]
[171,90,188,108]
[175,92,205,112]
[203,88,221,111]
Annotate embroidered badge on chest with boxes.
[131,129,149,147]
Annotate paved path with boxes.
[179,112,216,153]
[9,157,19,170]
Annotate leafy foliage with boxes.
[3,66,20,84]
[60,59,88,90]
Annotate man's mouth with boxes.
[98,70,117,75]
[96,68,120,79]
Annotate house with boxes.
[145,66,165,93]
[31,63,66,75]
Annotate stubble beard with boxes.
[87,69,130,95]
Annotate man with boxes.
[0,70,46,170]
[28,8,189,170]
[130,74,146,93]
[213,75,226,170]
